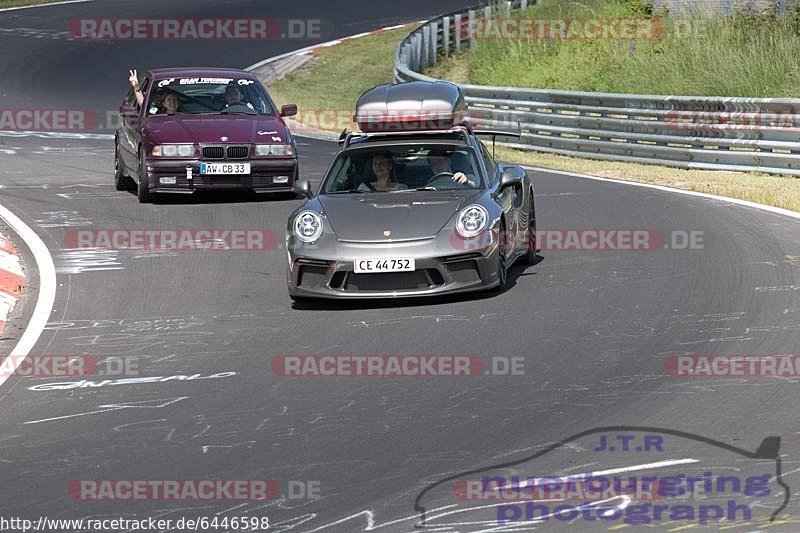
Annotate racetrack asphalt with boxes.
[1,1,800,531]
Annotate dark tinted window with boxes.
[479,141,497,181]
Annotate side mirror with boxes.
[292,178,313,198]
[119,103,138,117]
[280,104,298,118]
[498,165,526,190]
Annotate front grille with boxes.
[177,176,275,187]
[202,147,224,159]
[344,270,440,291]
[226,146,250,159]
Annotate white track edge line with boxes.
[0,0,93,13]
[0,203,56,388]
[522,165,800,221]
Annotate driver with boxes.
[222,84,256,112]
[225,85,243,105]
[426,149,477,187]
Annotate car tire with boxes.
[495,222,510,292]
[137,148,152,204]
[522,192,537,265]
[114,139,132,191]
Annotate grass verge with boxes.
[0,0,67,8]
[264,19,800,213]
[269,27,411,130]
[427,0,800,97]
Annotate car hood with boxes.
[318,190,483,242]
[145,114,289,144]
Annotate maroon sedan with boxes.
[115,67,299,203]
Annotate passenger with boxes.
[155,90,181,114]
[128,68,144,107]
[358,153,408,192]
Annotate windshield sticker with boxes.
[157,78,175,87]
[178,77,234,85]
[238,79,254,85]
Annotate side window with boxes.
[124,87,135,106]
[479,141,497,183]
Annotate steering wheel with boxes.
[222,102,255,114]
[424,172,468,189]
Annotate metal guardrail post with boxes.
[467,10,476,47]
[442,16,450,57]
[430,21,438,65]
[413,33,422,71]
[454,13,462,52]
[421,25,430,67]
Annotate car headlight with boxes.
[152,144,194,157]
[456,205,489,238]
[293,211,323,243]
[256,144,295,156]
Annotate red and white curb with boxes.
[247,21,426,142]
[298,22,425,55]
[0,232,25,336]
[0,202,56,391]
[246,20,425,72]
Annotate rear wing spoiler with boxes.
[473,128,522,157]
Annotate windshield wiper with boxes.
[415,186,438,191]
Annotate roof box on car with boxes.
[354,81,468,133]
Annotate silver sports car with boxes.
[286,81,536,300]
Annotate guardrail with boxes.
[394,1,800,176]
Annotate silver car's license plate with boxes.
[353,258,415,273]
[200,163,251,175]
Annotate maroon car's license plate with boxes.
[200,163,251,175]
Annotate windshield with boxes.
[146,77,275,116]
[320,144,483,193]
